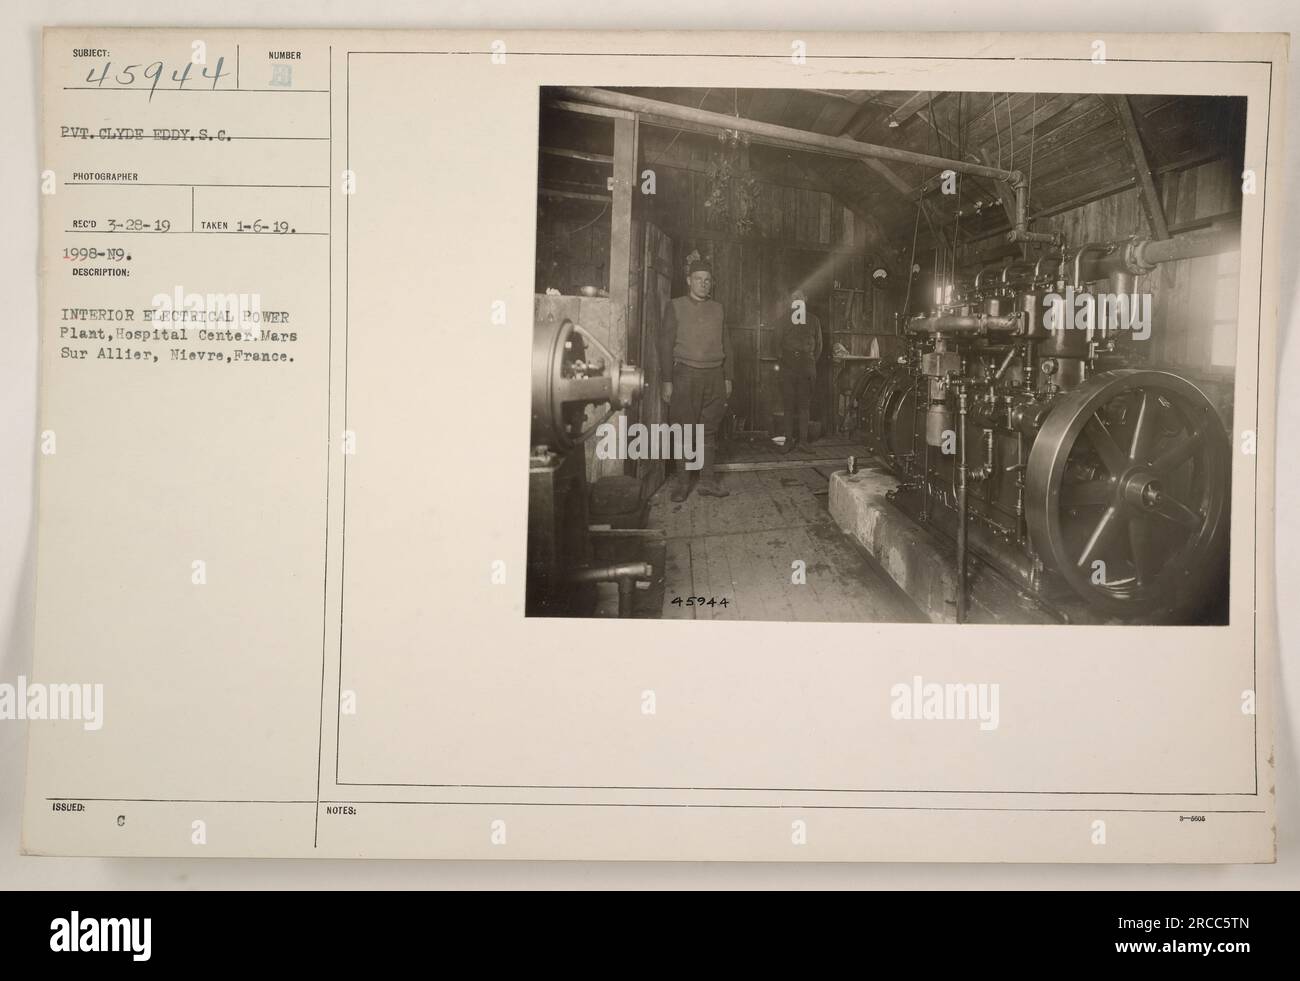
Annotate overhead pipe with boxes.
[1008,182,1061,247]
[554,89,1239,295]
[551,86,1031,221]
[1094,222,1241,278]
[1059,223,1241,291]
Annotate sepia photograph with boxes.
[529,86,1245,625]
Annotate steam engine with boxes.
[854,228,1234,623]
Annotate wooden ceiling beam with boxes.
[550,88,1018,184]
[886,91,932,127]
[540,146,612,165]
[1107,95,1171,239]
[860,157,913,196]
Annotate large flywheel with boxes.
[1025,369,1231,620]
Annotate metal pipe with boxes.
[1007,183,1061,245]
[1072,242,1113,289]
[963,225,1236,301]
[906,313,1022,336]
[567,562,653,584]
[1000,261,1037,284]
[1034,252,1063,281]
[567,562,654,617]
[1065,224,1241,287]
[1101,222,1241,274]
[956,389,970,624]
[920,380,930,521]
[1134,225,1236,265]
[552,87,1022,187]
[617,577,636,617]
[1014,432,1027,544]
[974,262,1004,290]
[993,346,1018,380]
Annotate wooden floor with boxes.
[715,435,865,469]
[647,441,925,623]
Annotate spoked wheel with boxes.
[1026,369,1230,620]
[882,379,918,463]
[854,366,894,449]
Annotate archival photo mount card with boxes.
[23,28,1284,861]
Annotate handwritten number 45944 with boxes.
[84,59,229,100]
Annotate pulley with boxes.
[531,317,644,452]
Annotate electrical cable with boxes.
[902,199,922,320]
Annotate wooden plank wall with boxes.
[631,138,889,433]
[535,196,613,295]
[1037,156,1241,413]
[534,127,896,435]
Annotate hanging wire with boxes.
[902,199,922,319]
[1028,92,1037,212]
[1006,92,1015,170]
[951,206,962,290]
[992,92,1003,169]
[926,90,956,158]
[916,90,942,293]
[545,202,610,239]
[950,92,964,292]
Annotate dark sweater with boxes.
[659,295,733,381]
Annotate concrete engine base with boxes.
[828,466,1056,624]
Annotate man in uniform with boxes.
[658,258,733,501]
[775,288,822,455]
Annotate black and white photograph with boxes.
[529,86,1246,625]
[6,14,1290,898]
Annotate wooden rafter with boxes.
[1107,95,1170,240]
[540,146,612,166]
[886,91,932,127]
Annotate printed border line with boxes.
[313,45,334,849]
[328,50,1269,805]
[331,781,1259,796]
[334,49,352,795]
[45,797,1267,815]
[343,50,1272,65]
